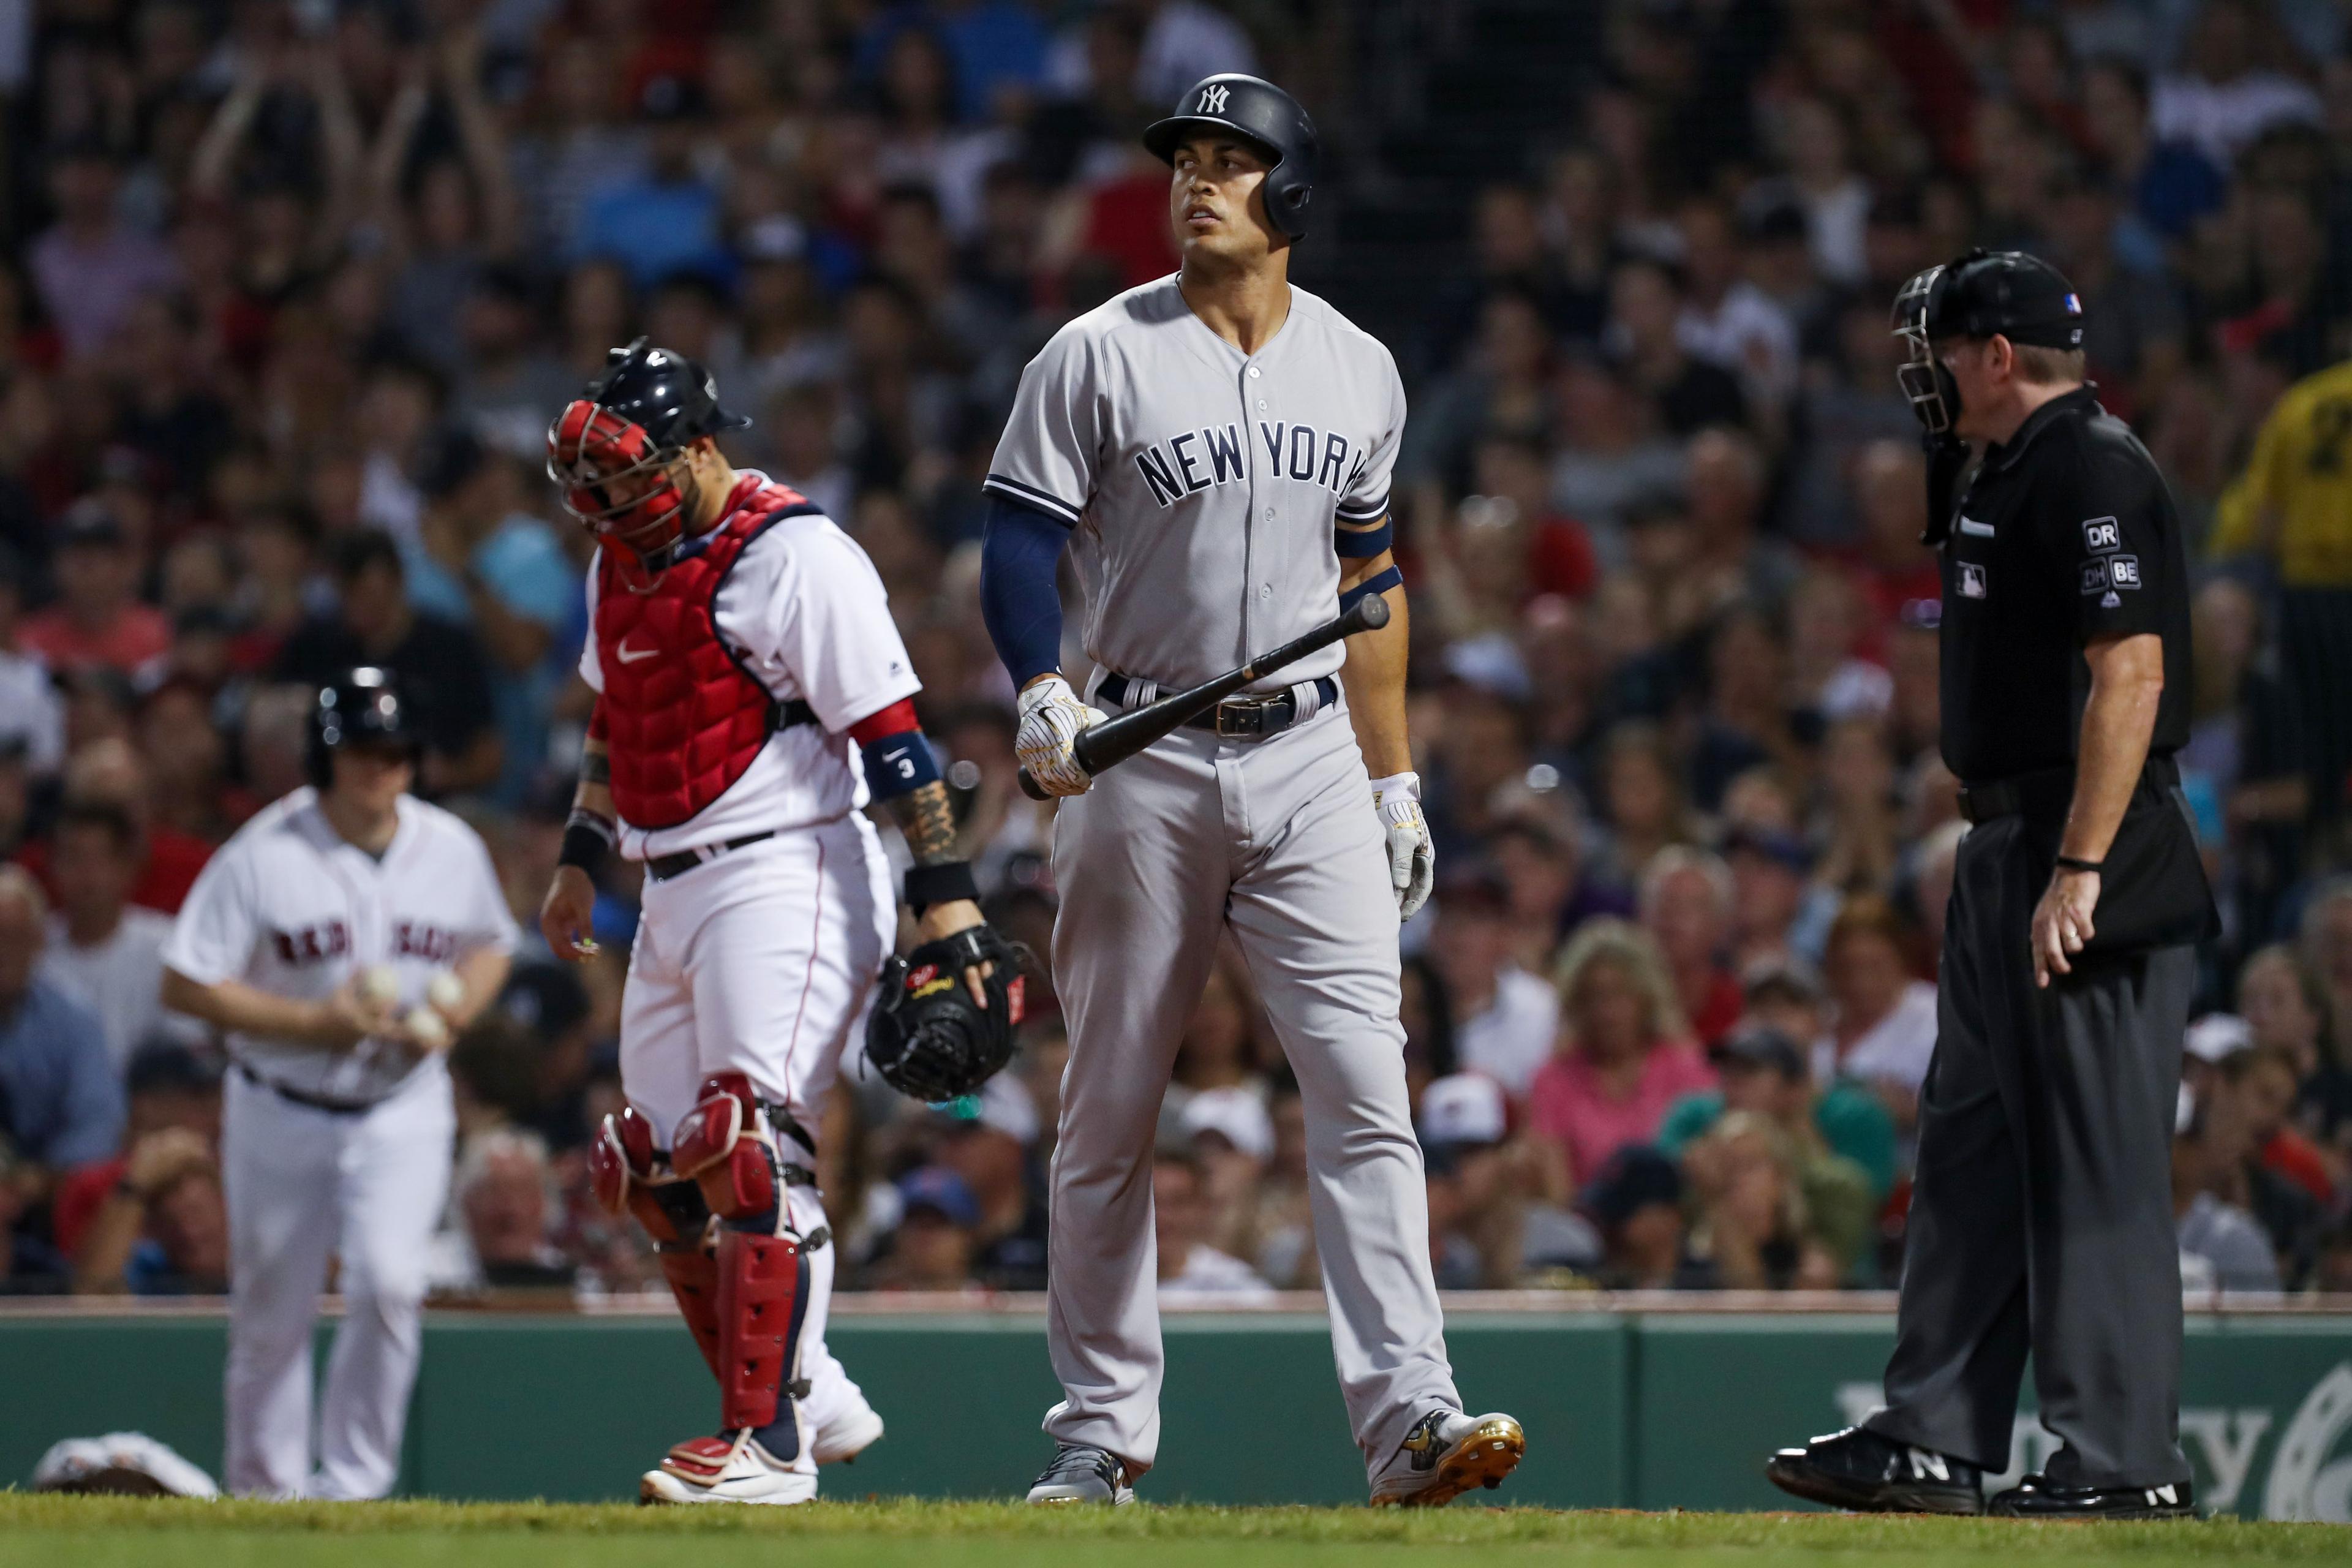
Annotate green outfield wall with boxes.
[5,1308,2351,1517]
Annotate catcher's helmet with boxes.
[306,667,418,790]
[545,338,750,580]
[1892,249,2084,435]
[1144,74,1319,240]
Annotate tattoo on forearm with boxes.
[580,748,611,786]
[888,780,960,865]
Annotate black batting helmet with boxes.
[1892,249,2084,435]
[1144,74,1319,240]
[546,337,750,580]
[306,667,418,790]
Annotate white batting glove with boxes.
[1016,675,1106,797]
[1370,772,1434,921]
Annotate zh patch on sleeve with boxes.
[2082,516,2122,553]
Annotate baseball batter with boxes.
[160,669,516,1499]
[538,341,1010,1505]
[979,74,1526,1506]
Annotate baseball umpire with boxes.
[1767,251,2216,1519]
[979,74,1523,1507]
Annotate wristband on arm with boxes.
[903,860,979,914]
[560,809,614,874]
[2056,854,2103,874]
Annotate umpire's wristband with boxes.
[560,810,615,875]
[904,860,979,915]
[2055,854,2104,875]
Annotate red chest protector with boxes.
[594,478,822,830]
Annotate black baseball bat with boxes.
[1018,594,1390,801]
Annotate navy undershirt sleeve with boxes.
[980,494,1072,688]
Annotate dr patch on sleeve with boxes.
[2082,516,2122,553]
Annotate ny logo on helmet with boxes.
[1199,84,1230,113]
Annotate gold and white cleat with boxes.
[1371,1409,1526,1507]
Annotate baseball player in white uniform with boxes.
[978,74,1526,1506]
[537,341,1004,1505]
[160,668,516,1499]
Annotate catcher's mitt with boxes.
[865,925,1027,1101]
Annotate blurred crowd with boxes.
[4,0,2352,1304]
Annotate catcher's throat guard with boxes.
[866,926,1028,1102]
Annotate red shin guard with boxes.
[714,1227,801,1431]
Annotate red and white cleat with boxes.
[639,1430,818,1506]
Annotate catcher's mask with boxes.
[1892,263,1961,437]
[546,337,748,589]
[1893,248,2086,439]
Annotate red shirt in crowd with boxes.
[19,826,210,914]
[17,605,172,676]
[1528,516,1600,600]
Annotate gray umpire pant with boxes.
[1042,700,1459,1480]
[1866,812,2194,1488]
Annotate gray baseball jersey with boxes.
[986,276,1403,691]
[986,275,1460,1490]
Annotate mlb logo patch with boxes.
[2082,517,2121,553]
[1959,562,1988,598]
[2064,292,2082,315]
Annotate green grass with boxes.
[0,1496,2345,1568]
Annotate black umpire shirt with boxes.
[1939,385,2191,782]
[1938,383,2212,953]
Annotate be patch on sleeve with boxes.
[2080,554,2141,595]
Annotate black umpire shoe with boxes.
[1987,1474,2195,1520]
[1766,1426,1986,1515]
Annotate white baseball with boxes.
[358,965,399,1008]
[426,971,464,1012]
[405,1006,452,1052]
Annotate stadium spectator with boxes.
[1640,847,1743,1049]
[17,504,171,678]
[70,1123,227,1297]
[2237,943,2352,1164]
[1679,1110,1842,1291]
[1815,895,1938,1130]
[1428,865,1557,1099]
[1530,919,1714,1199]
[1581,1144,1713,1291]
[1153,1144,1273,1303]
[443,1129,577,1292]
[37,799,183,1073]
[273,530,501,796]
[869,1166,984,1293]
[0,868,124,1173]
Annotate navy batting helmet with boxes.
[1144,74,1319,240]
[306,667,418,790]
[1892,249,2084,435]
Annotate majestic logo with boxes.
[2083,517,2122,552]
[1199,85,1231,114]
[1958,562,1988,598]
